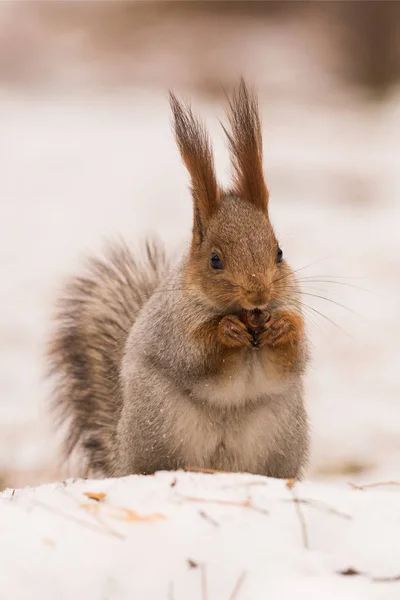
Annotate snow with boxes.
[1,471,400,599]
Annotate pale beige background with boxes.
[0,2,399,489]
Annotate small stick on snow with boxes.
[180,495,268,516]
[339,568,400,583]
[348,481,400,491]
[286,479,309,549]
[201,564,208,600]
[372,574,400,583]
[199,510,219,527]
[282,497,352,520]
[371,575,400,583]
[219,481,268,490]
[228,570,247,600]
[184,466,232,475]
[60,487,124,538]
[32,499,124,540]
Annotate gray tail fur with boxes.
[47,238,168,475]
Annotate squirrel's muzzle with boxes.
[241,289,270,310]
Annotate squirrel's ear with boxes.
[170,92,220,246]
[222,79,269,212]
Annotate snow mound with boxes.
[1,472,400,599]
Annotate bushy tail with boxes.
[47,238,169,476]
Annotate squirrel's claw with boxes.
[257,311,303,348]
[218,315,253,349]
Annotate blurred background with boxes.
[1,1,399,490]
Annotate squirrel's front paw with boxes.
[257,310,303,348]
[218,315,253,349]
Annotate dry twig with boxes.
[219,481,267,490]
[60,487,123,539]
[372,574,400,583]
[32,499,124,540]
[286,479,309,549]
[199,510,219,527]
[184,466,232,475]
[180,495,268,516]
[339,567,400,583]
[228,570,247,600]
[282,497,351,520]
[348,481,400,491]
[201,564,208,600]
[81,502,165,522]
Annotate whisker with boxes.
[298,293,362,319]
[278,282,335,294]
[296,278,377,296]
[279,294,351,336]
[298,274,368,280]
[296,301,354,339]
[278,295,326,332]
[278,298,321,331]
[272,255,335,286]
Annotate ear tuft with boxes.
[170,93,219,243]
[222,79,269,211]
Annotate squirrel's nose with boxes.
[244,290,270,309]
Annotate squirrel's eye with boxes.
[210,252,223,270]
[276,247,283,264]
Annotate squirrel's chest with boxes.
[172,350,292,472]
[174,365,286,473]
[192,348,287,408]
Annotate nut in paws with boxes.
[258,311,303,348]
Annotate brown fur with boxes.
[169,92,220,248]
[48,81,309,479]
[222,78,269,212]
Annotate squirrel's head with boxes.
[170,79,295,313]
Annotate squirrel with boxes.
[48,80,310,479]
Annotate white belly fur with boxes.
[172,350,291,472]
[192,348,290,408]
